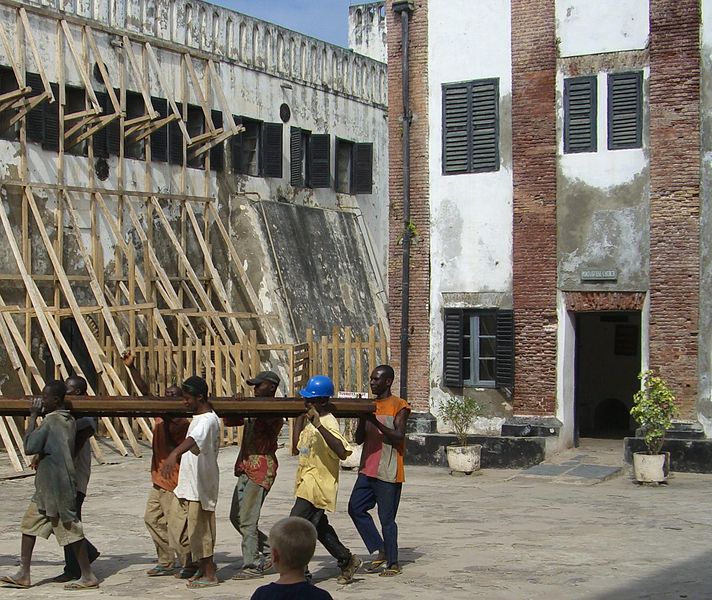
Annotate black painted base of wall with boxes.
[406,433,546,469]
[624,437,712,473]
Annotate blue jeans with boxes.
[348,474,402,566]
[229,474,270,568]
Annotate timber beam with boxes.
[0,397,375,418]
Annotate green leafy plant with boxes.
[439,395,480,446]
[630,370,679,455]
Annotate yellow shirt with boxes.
[294,413,352,512]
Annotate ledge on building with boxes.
[501,416,562,438]
[406,433,546,469]
[624,423,712,473]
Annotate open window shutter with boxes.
[25,72,44,143]
[92,92,109,158]
[42,82,60,152]
[470,79,499,172]
[261,122,283,178]
[443,83,470,174]
[608,72,642,150]
[495,309,514,390]
[564,76,597,153]
[352,142,373,194]
[168,102,183,165]
[290,127,303,186]
[150,97,168,162]
[309,133,330,188]
[209,110,224,171]
[443,308,464,387]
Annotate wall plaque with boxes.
[580,269,617,282]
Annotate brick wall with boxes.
[510,0,558,415]
[649,0,700,417]
[386,0,431,411]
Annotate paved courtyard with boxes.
[0,440,710,599]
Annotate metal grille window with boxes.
[443,308,514,389]
[232,116,261,176]
[442,78,499,175]
[290,127,310,187]
[608,71,643,150]
[261,122,283,178]
[564,76,597,153]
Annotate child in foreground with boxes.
[250,517,333,600]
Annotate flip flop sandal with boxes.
[186,579,220,589]
[0,575,30,589]
[63,581,99,590]
[146,565,176,577]
[365,558,387,573]
[379,565,403,577]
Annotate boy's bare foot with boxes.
[186,576,219,588]
[187,569,203,583]
[1,570,31,588]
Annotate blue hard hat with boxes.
[299,375,335,398]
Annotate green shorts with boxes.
[20,501,84,547]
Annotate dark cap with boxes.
[247,370,281,386]
[182,375,209,398]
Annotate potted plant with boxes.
[439,395,482,474]
[630,370,679,484]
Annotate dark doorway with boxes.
[575,312,641,440]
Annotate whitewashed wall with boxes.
[555,0,649,57]
[428,0,514,423]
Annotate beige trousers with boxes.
[179,499,216,562]
[144,486,189,567]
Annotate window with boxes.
[335,138,373,193]
[150,96,168,162]
[608,71,643,150]
[0,66,19,140]
[335,138,353,193]
[92,90,121,159]
[185,104,204,169]
[125,90,146,160]
[443,308,514,389]
[209,110,224,172]
[442,78,499,175]
[64,86,87,156]
[564,76,597,153]
[232,116,261,175]
[290,126,310,187]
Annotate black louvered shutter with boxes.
[261,122,283,178]
[107,89,121,156]
[42,82,60,152]
[92,92,109,158]
[150,97,168,162]
[209,110,224,171]
[470,79,499,172]
[309,134,330,188]
[495,309,514,390]
[168,102,183,165]
[564,76,597,153]
[290,127,303,186]
[25,72,44,143]
[443,83,469,174]
[353,142,373,194]
[608,72,642,150]
[443,308,464,387]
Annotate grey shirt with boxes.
[24,409,78,522]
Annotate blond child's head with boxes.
[269,517,317,572]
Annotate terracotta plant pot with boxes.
[446,444,482,475]
[632,452,670,483]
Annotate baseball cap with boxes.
[247,370,281,386]
[182,375,209,398]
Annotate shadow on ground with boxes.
[588,549,712,600]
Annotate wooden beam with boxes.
[0,397,375,418]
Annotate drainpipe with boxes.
[394,0,414,399]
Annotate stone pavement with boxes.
[0,440,711,599]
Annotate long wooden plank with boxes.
[0,397,375,418]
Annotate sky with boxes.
[215,1,354,48]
